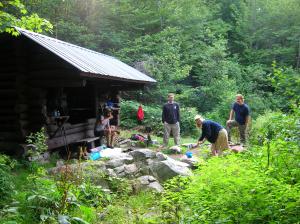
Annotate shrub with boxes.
[25,127,48,156]
[0,154,15,206]
[120,100,198,136]
[180,155,300,223]
[249,108,300,184]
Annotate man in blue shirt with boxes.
[162,93,180,147]
[226,94,250,144]
[194,115,229,156]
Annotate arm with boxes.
[245,115,250,126]
[177,104,180,123]
[245,105,250,126]
[162,105,166,123]
[195,138,206,147]
[228,109,234,120]
[227,109,234,126]
[198,124,208,143]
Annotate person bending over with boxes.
[194,115,229,156]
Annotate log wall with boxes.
[0,35,97,150]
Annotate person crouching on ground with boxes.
[193,115,229,156]
[94,109,115,148]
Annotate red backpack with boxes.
[137,105,144,121]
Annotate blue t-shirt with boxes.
[198,120,223,143]
[232,103,250,125]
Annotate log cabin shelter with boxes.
[0,27,156,152]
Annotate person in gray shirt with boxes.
[94,109,115,148]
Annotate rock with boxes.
[139,166,151,175]
[81,161,106,170]
[129,149,156,161]
[117,172,126,177]
[169,145,181,154]
[137,175,155,185]
[146,158,154,165]
[106,168,117,177]
[43,152,51,160]
[114,165,125,174]
[180,156,198,169]
[134,176,163,193]
[149,158,192,182]
[56,159,65,167]
[105,156,134,168]
[124,164,138,176]
[28,152,51,164]
[148,181,163,193]
[156,152,168,161]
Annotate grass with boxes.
[99,191,161,223]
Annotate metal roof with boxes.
[15,27,156,83]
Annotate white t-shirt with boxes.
[95,116,110,132]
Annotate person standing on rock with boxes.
[162,93,180,148]
[193,115,229,156]
[226,94,250,145]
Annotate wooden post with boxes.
[94,84,99,117]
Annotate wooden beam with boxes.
[29,69,80,78]
[29,80,86,87]
[47,132,86,149]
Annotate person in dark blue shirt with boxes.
[194,115,229,156]
[226,94,250,144]
[162,93,180,147]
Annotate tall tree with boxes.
[0,0,52,35]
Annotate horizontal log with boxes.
[15,104,28,113]
[19,120,29,127]
[0,89,17,95]
[29,69,79,78]
[0,81,15,88]
[0,95,17,100]
[0,124,19,132]
[19,113,28,120]
[29,60,69,70]
[28,73,76,80]
[0,116,17,122]
[29,80,86,87]
[0,100,16,107]
[0,67,18,73]
[0,109,16,116]
[47,132,87,149]
[0,72,18,79]
[27,89,46,97]
[47,123,94,137]
[0,132,23,141]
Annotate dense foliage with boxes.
[17,0,300,118]
[0,0,52,35]
[161,109,300,223]
[120,100,198,136]
[1,0,299,223]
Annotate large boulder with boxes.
[129,149,156,161]
[149,158,192,182]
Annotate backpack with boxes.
[137,105,144,121]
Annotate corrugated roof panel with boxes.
[15,27,156,83]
